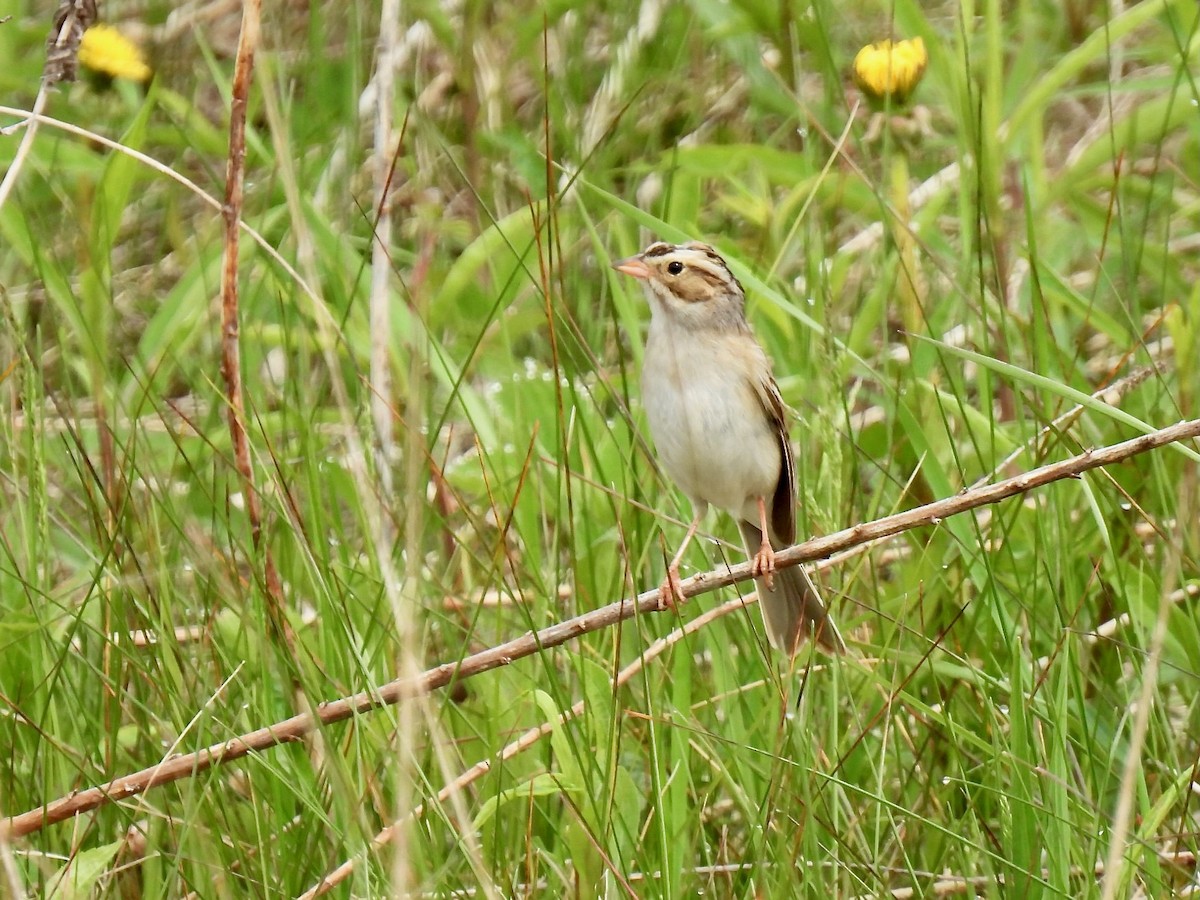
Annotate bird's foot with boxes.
[658,565,686,611]
[750,540,776,590]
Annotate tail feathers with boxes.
[738,521,846,656]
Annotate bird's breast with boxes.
[641,324,781,517]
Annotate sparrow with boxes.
[613,240,846,655]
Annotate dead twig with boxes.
[2,416,1198,840]
[217,0,290,640]
[0,0,98,210]
[298,576,751,897]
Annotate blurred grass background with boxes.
[1,0,1199,895]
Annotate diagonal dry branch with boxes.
[296,579,754,897]
[2,417,1198,840]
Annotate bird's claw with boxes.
[658,565,686,611]
[751,540,776,590]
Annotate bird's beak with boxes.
[612,256,651,280]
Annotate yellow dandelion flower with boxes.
[78,25,152,83]
[853,37,927,105]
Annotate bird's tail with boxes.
[738,521,846,655]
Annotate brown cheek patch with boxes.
[673,272,720,303]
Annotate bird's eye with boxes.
[666,261,684,275]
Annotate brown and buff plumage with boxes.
[613,241,845,655]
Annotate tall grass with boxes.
[1,0,1198,895]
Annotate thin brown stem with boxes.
[299,576,749,897]
[217,0,289,638]
[3,416,1198,840]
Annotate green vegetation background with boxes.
[1,0,1198,896]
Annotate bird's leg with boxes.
[659,507,705,611]
[750,496,776,590]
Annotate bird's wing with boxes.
[745,351,796,547]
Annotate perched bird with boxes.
[613,241,845,655]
